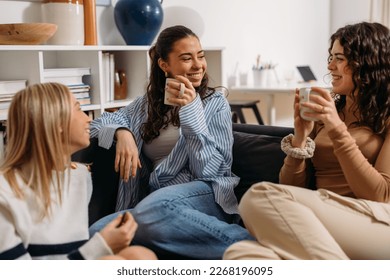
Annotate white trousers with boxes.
[224,182,390,260]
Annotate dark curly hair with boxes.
[141,25,215,143]
[328,22,390,135]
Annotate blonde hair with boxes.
[1,83,72,217]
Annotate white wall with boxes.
[160,0,331,86]
[0,0,374,125]
[330,0,370,34]
[0,0,331,84]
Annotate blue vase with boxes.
[114,0,164,45]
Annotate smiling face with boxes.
[158,35,207,88]
[69,94,91,154]
[327,39,355,95]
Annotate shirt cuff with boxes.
[78,233,113,260]
[179,94,207,135]
[98,124,128,149]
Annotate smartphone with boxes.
[299,87,320,121]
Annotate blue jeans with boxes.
[89,181,253,259]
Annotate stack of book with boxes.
[0,80,27,115]
[43,67,92,106]
[68,84,91,105]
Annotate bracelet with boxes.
[281,134,315,159]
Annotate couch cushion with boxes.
[232,131,286,201]
[72,138,119,225]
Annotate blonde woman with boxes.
[0,83,156,260]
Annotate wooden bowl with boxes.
[0,23,58,45]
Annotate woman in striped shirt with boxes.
[89,25,253,259]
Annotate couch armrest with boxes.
[233,123,293,137]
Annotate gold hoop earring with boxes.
[165,71,168,78]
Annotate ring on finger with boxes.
[178,83,185,98]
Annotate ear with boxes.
[158,58,169,73]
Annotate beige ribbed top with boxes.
[279,113,390,224]
[281,121,390,199]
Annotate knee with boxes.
[223,241,247,260]
[98,255,126,260]
[133,184,203,228]
[133,193,174,225]
[239,182,271,218]
[239,182,290,223]
[89,212,118,237]
[118,245,158,260]
[132,196,176,242]
[223,240,265,260]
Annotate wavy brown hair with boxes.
[328,22,390,135]
[141,25,215,143]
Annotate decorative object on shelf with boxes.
[0,23,57,45]
[114,70,127,100]
[84,0,97,45]
[41,0,84,45]
[114,0,164,45]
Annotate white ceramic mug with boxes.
[164,78,180,106]
[299,87,320,121]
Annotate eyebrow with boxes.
[333,52,345,56]
[178,50,205,57]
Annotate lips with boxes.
[186,73,202,79]
[331,74,342,80]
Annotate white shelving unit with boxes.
[0,45,224,120]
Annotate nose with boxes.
[192,57,202,69]
[85,113,92,123]
[327,58,335,71]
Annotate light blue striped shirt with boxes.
[90,91,240,214]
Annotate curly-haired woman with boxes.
[224,22,390,260]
